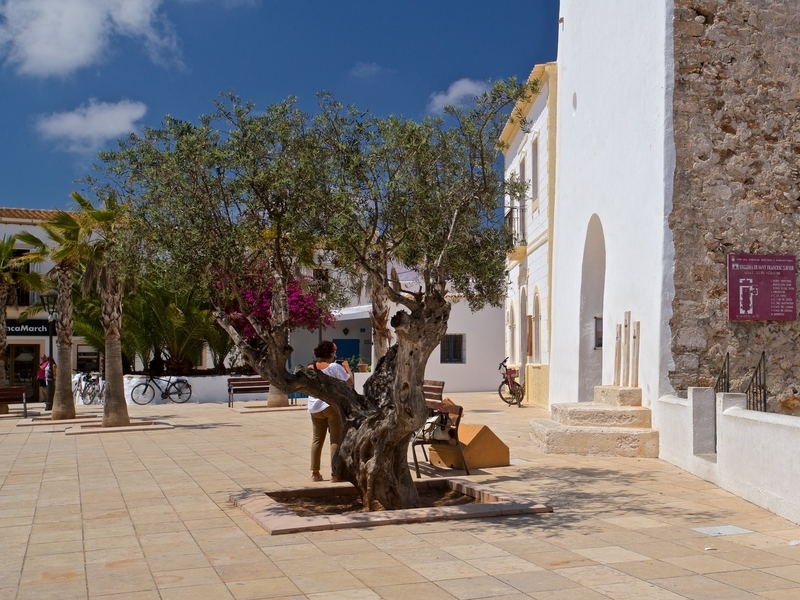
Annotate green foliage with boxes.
[96,79,538,375]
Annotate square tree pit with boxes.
[231,478,552,535]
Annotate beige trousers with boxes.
[310,406,342,472]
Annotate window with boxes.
[440,334,466,364]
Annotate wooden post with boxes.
[631,321,640,388]
[613,324,622,386]
[622,311,631,387]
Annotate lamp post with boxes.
[40,290,57,411]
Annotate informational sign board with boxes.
[727,254,797,321]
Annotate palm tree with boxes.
[17,212,84,420]
[69,191,131,427]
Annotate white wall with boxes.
[422,300,503,393]
[656,389,800,525]
[290,298,502,394]
[549,1,675,406]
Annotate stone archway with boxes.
[578,215,606,402]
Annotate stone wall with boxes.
[670,0,800,413]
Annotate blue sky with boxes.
[1,0,559,211]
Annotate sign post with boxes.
[727,254,796,321]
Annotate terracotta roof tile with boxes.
[0,208,65,222]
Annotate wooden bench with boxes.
[0,386,28,418]
[423,379,445,402]
[227,377,270,408]
[411,398,469,478]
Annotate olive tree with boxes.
[100,80,535,509]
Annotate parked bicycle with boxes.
[130,374,192,405]
[498,357,525,407]
[73,371,104,405]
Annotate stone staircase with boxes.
[530,385,659,457]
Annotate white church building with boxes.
[514,0,800,525]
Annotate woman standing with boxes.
[307,341,352,482]
[37,354,48,403]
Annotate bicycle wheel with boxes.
[512,382,525,407]
[84,381,99,405]
[498,382,516,406]
[167,380,192,403]
[131,382,155,405]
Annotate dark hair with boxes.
[313,341,336,360]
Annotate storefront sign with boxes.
[6,319,49,336]
[727,254,796,321]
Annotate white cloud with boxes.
[350,61,393,80]
[0,0,181,77]
[35,99,147,153]
[426,78,490,114]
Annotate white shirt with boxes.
[307,362,350,414]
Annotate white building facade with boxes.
[549,3,675,408]
[502,62,557,408]
[1,209,99,400]
[545,0,800,525]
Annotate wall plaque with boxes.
[727,254,796,321]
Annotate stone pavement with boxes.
[2,392,800,600]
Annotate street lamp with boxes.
[39,290,57,411]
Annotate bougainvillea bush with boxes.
[224,275,335,340]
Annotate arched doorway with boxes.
[578,215,606,402]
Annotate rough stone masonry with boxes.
[670,0,800,413]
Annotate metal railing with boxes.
[714,352,730,394]
[744,351,767,412]
[504,207,526,246]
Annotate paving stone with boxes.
[2,394,800,600]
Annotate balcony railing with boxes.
[504,207,526,247]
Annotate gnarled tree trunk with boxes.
[367,272,392,361]
[52,264,76,420]
[234,292,451,511]
[333,294,450,510]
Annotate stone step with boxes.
[530,419,659,458]
[551,402,652,428]
[594,385,642,407]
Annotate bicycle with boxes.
[130,374,193,405]
[498,357,525,407]
[73,371,103,405]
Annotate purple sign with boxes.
[727,254,797,321]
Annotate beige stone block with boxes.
[551,403,651,428]
[526,363,550,409]
[530,419,659,458]
[593,386,643,407]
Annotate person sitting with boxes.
[307,341,353,482]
